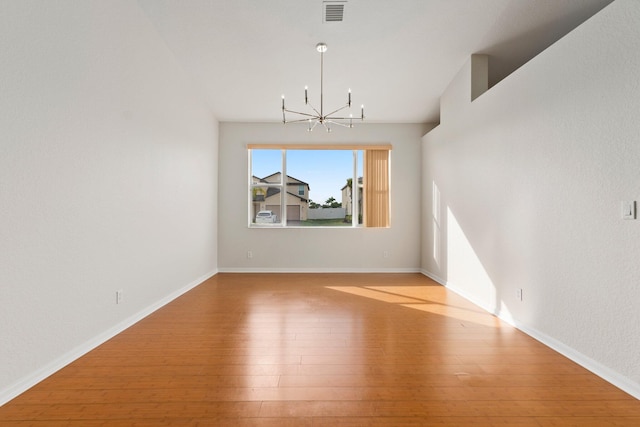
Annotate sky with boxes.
[252,149,362,204]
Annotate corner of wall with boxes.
[439,54,489,124]
[470,54,489,101]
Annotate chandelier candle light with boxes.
[281,43,364,132]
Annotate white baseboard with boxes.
[511,320,640,400]
[420,269,640,400]
[6,268,636,406]
[218,267,423,273]
[0,269,218,407]
[420,269,447,286]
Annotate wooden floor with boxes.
[1,273,639,426]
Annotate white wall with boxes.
[219,123,430,272]
[0,1,218,404]
[422,0,640,397]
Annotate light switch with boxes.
[622,201,636,220]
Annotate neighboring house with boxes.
[341,177,363,216]
[252,172,310,221]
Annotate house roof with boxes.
[264,187,309,203]
[258,172,310,187]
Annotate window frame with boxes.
[248,144,391,228]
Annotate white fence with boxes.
[308,207,346,220]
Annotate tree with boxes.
[345,178,353,202]
[252,187,266,201]
[322,196,341,208]
[309,200,320,209]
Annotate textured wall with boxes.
[219,123,430,272]
[422,0,640,396]
[0,1,218,403]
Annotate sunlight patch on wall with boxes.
[432,181,441,268]
[446,207,496,311]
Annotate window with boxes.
[248,144,391,227]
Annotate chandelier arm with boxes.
[306,103,322,117]
[325,120,353,128]
[284,118,319,124]
[283,109,320,119]
[325,115,362,121]
[324,103,350,118]
[328,108,365,121]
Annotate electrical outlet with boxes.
[516,288,523,301]
[116,290,123,304]
[247,250,253,259]
[383,251,390,258]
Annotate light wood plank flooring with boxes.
[1,273,639,426]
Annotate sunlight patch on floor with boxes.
[401,303,503,328]
[326,285,503,328]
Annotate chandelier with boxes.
[281,43,364,132]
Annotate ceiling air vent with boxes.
[323,1,346,23]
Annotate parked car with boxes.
[255,210,278,223]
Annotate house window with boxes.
[248,144,391,227]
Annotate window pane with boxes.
[252,150,282,184]
[249,147,388,228]
[288,150,351,227]
[251,186,283,225]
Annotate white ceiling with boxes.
[138,0,613,124]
